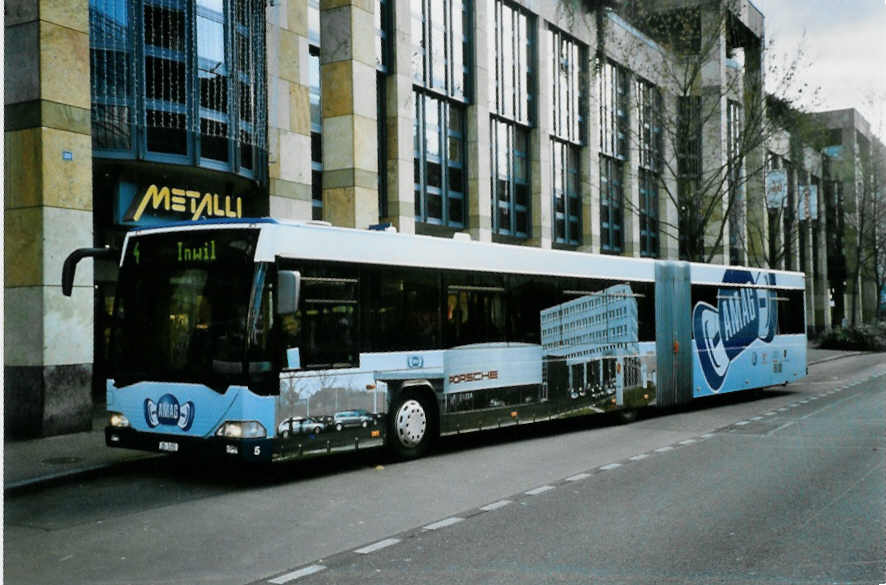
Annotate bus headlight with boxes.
[215,421,267,439]
[109,412,130,428]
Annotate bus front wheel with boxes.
[389,391,434,459]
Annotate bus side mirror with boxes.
[278,270,300,314]
[62,248,118,296]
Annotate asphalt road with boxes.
[5,354,885,585]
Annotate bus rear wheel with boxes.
[389,391,433,459]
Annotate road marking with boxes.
[269,565,326,584]
[355,538,400,555]
[765,421,796,436]
[423,517,464,530]
[629,454,650,461]
[701,434,716,439]
[525,485,555,496]
[565,473,591,482]
[678,439,697,445]
[655,446,675,452]
[735,421,750,426]
[750,416,764,421]
[764,412,777,416]
[481,499,512,511]
[599,463,622,471]
[777,408,788,412]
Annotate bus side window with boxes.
[296,274,359,369]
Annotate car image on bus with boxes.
[63,218,807,463]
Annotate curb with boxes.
[4,455,161,497]
[808,352,866,366]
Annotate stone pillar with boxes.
[529,16,552,250]
[467,0,492,242]
[623,71,640,257]
[383,0,415,234]
[699,4,728,265]
[658,91,679,260]
[320,0,378,229]
[581,57,601,254]
[4,0,94,437]
[815,209,831,329]
[267,0,314,219]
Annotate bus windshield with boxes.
[110,229,274,391]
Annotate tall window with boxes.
[490,0,534,238]
[599,60,627,254]
[677,95,702,260]
[309,43,322,220]
[412,0,471,228]
[636,77,661,258]
[727,100,743,264]
[550,27,585,246]
[376,0,390,218]
[89,0,266,176]
[414,94,466,227]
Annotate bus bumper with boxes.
[105,427,274,463]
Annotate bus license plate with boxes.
[159,441,179,452]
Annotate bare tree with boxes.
[558,0,816,264]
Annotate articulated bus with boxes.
[63,219,807,462]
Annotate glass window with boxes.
[552,140,581,246]
[490,0,534,125]
[414,92,466,228]
[89,0,267,177]
[491,119,530,238]
[549,27,585,145]
[600,155,623,254]
[678,95,702,260]
[639,168,658,258]
[412,0,470,101]
[599,60,627,159]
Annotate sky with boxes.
[753,0,886,138]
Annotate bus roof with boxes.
[126,218,806,289]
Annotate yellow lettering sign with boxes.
[126,184,245,223]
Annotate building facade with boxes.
[2,0,875,437]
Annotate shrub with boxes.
[817,324,886,351]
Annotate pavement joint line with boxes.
[268,565,326,584]
[354,538,400,555]
[481,499,513,511]
[655,446,675,452]
[525,485,555,496]
[423,517,464,531]
[565,473,591,482]
[599,463,622,471]
[629,454,650,461]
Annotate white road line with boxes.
[481,500,513,511]
[750,416,764,421]
[655,446,675,452]
[565,473,591,482]
[423,517,464,530]
[678,439,697,445]
[764,412,777,416]
[599,463,622,471]
[777,408,788,412]
[734,421,750,426]
[269,565,327,584]
[355,538,400,555]
[629,454,650,461]
[701,434,716,439]
[525,485,555,496]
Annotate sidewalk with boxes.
[2,347,866,493]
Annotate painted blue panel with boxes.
[693,334,806,397]
[107,380,276,438]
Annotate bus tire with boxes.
[389,389,435,460]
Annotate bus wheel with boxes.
[390,392,432,459]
